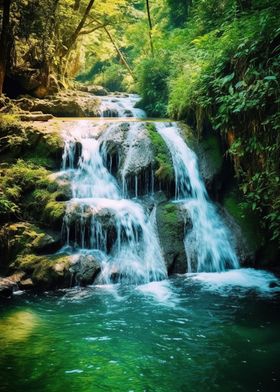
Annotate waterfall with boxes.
[156,123,239,272]
[58,93,240,284]
[61,115,166,285]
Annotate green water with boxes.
[0,271,280,392]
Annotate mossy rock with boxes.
[146,123,174,183]
[0,222,61,270]
[13,253,73,290]
[0,160,69,230]
[0,120,64,169]
[12,252,101,291]
[43,200,66,227]
[156,202,189,274]
[191,133,225,199]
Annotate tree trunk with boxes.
[0,0,12,95]
[103,25,135,80]
[65,0,96,55]
[145,0,154,57]
[73,0,80,11]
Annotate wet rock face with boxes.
[219,208,253,266]
[156,202,190,274]
[188,133,225,201]
[100,123,156,197]
[0,279,16,298]
[70,254,101,286]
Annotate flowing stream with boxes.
[1,94,280,392]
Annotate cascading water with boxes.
[99,94,146,118]
[156,122,239,272]
[60,113,166,285]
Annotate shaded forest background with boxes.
[0,0,280,258]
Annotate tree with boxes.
[0,0,12,95]
[145,0,154,57]
[64,0,96,56]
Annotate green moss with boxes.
[43,201,66,226]
[146,123,174,182]
[0,114,20,127]
[23,133,62,169]
[161,203,179,226]
[0,160,66,229]
[223,191,263,252]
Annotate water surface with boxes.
[0,269,280,392]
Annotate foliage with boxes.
[136,58,169,116]
[132,0,280,244]
[93,62,127,91]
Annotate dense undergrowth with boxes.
[132,0,280,247]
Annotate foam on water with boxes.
[188,268,280,296]
[137,280,179,306]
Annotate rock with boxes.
[0,272,25,298]
[156,202,189,274]
[0,120,64,169]
[43,201,66,227]
[19,278,34,290]
[13,68,42,93]
[10,252,101,291]
[75,83,109,96]
[120,124,154,177]
[192,134,224,200]
[19,113,53,122]
[13,90,101,117]
[0,223,62,268]
[13,253,73,290]
[70,254,101,285]
[0,280,14,298]
[219,206,255,266]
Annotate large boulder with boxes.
[156,202,190,274]
[14,90,101,117]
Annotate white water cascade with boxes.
[99,94,146,118]
[61,116,166,285]
[156,123,239,272]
